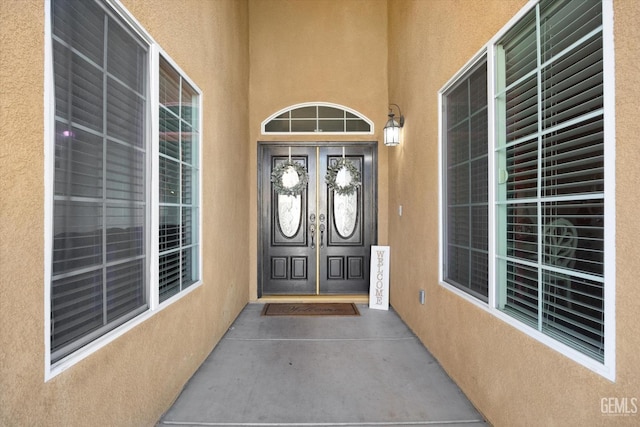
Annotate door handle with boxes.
[309,214,316,249]
[318,214,325,248]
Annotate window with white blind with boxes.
[50,0,149,363]
[48,0,201,369]
[442,60,489,301]
[495,0,605,363]
[440,0,613,375]
[159,57,200,302]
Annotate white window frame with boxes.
[440,55,490,302]
[44,0,203,380]
[261,102,374,135]
[438,0,615,380]
[156,55,202,304]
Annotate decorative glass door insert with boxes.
[259,143,376,296]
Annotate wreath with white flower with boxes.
[325,158,361,196]
[271,160,309,196]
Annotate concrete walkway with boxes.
[157,303,486,427]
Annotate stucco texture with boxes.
[247,0,390,300]
[387,0,640,426]
[0,0,249,425]
[2,0,640,425]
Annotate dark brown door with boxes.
[259,143,376,296]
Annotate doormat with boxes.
[262,303,360,316]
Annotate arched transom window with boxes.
[262,102,373,134]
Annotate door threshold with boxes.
[257,294,369,304]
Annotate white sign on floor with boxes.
[369,245,390,310]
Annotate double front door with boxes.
[259,143,376,296]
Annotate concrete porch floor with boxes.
[157,303,487,427]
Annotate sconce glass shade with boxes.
[384,114,401,146]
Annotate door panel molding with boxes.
[258,141,377,297]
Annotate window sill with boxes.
[438,280,615,382]
[45,280,202,382]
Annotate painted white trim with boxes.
[103,0,155,45]
[486,0,538,47]
[437,49,488,288]
[43,0,54,379]
[439,49,488,95]
[437,0,615,381]
[197,90,204,289]
[437,84,444,285]
[487,42,498,310]
[44,0,204,381]
[155,51,204,309]
[261,101,374,135]
[149,45,160,311]
[601,0,616,382]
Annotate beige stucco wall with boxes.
[387,0,640,425]
[247,0,390,300]
[0,0,250,425]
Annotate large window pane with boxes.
[51,270,104,358]
[160,156,180,204]
[496,0,605,362]
[443,60,489,300]
[159,251,180,301]
[53,42,104,132]
[52,0,104,66]
[51,0,148,363]
[54,124,103,198]
[106,141,145,201]
[158,57,200,303]
[160,108,180,158]
[52,201,102,275]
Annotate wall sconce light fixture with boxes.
[383,104,404,146]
